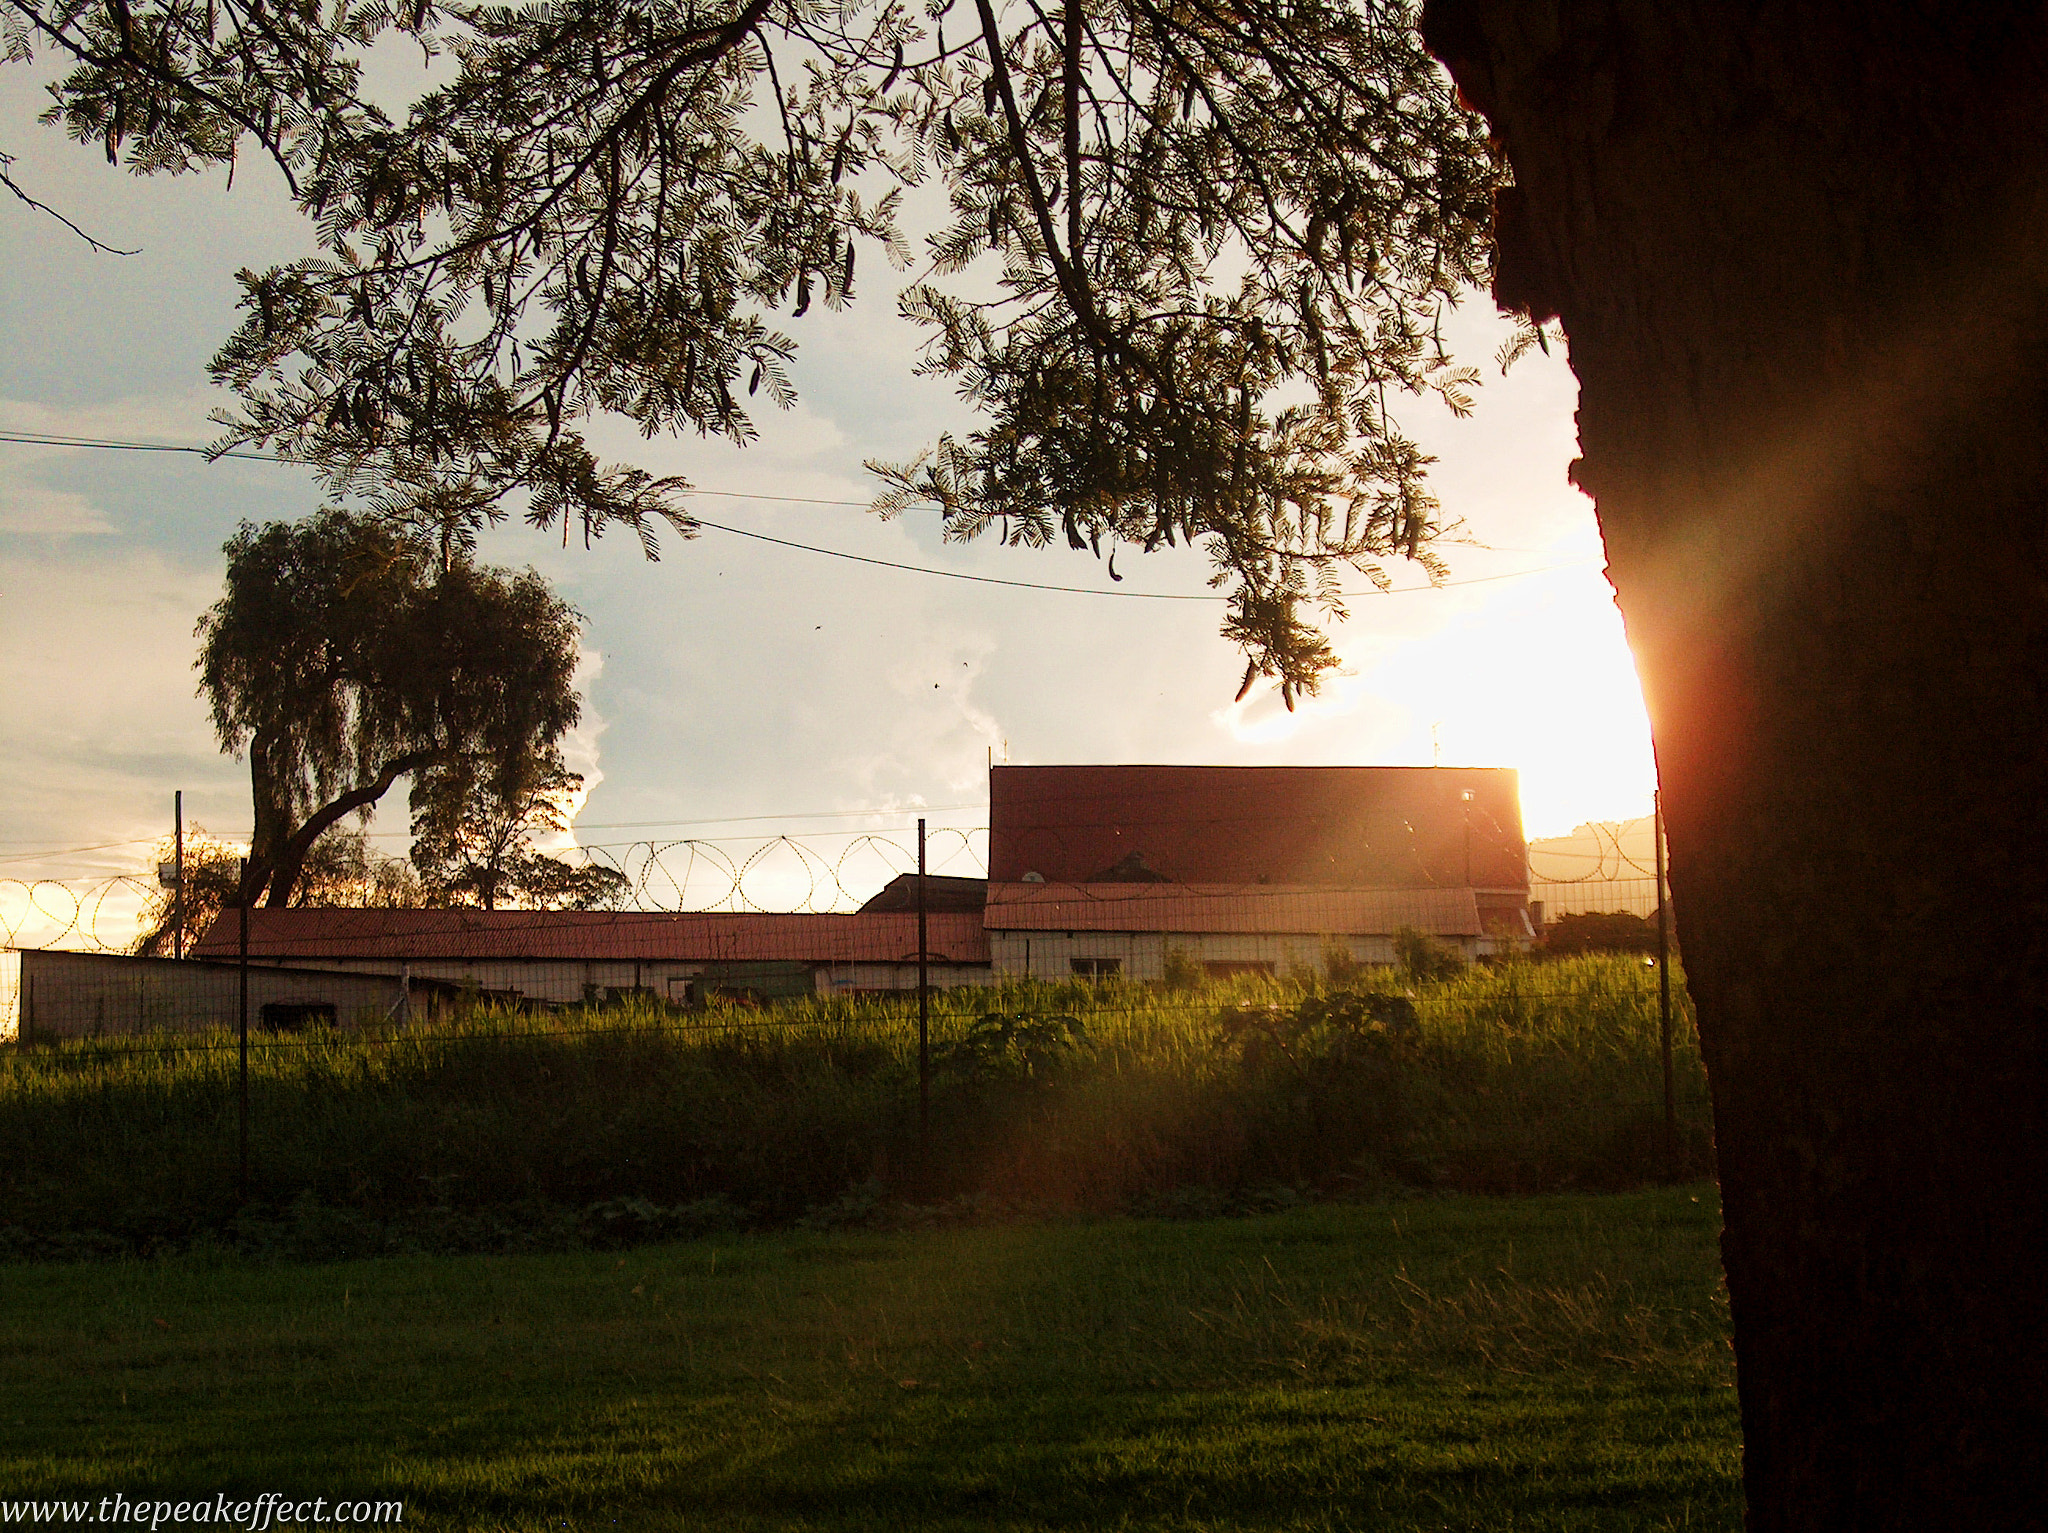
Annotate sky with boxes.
[0,64,1658,958]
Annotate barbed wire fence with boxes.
[1527,814,1664,918]
[593,828,989,913]
[2,826,992,1032]
[0,875,157,953]
[5,810,1674,1033]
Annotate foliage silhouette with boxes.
[197,509,583,907]
[8,0,1497,700]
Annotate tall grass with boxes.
[0,958,1710,1258]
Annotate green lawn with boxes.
[0,1188,1739,1530]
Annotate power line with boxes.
[0,429,873,503]
[0,805,994,864]
[561,804,986,832]
[691,514,1581,600]
[0,429,1593,600]
[0,838,158,864]
[689,515,1218,599]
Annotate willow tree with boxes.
[199,510,583,906]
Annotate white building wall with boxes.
[816,964,997,993]
[240,954,997,1002]
[244,955,654,1003]
[18,951,411,1039]
[985,930,1473,982]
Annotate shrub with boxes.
[1320,937,1367,987]
[0,961,1709,1258]
[1162,946,1205,992]
[1542,910,1660,957]
[1394,925,1466,983]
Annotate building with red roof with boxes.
[155,763,1531,1009]
[982,764,1530,980]
[190,906,991,1006]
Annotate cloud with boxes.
[0,391,254,542]
[0,476,116,538]
[0,392,227,442]
[539,647,608,856]
[0,547,241,865]
[1,65,1659,924]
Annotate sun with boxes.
[1331,565,1660,840]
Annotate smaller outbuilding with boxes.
[188,906,994,1005]
[12,947,428,1041]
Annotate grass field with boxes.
[0,1187,1739,1530]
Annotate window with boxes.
[1069,957,1122,978]
[259,1001,336,1032]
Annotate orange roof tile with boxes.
[191,907,990,965]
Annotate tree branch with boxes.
[261,747,433,907]
[0,153,140,254]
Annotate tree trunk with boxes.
[1420,3,2048,1526]
[263,750,433,908]
[240,728,294,908]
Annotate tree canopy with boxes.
[197,508,584,906]
[411,754,631,910]
[5,0,1501,701]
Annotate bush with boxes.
[1320,937,1367,987]
[1542,910,1661,957]
[1162,946,1205,992]
[1394,925,1466,983]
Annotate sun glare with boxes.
[1339,567,1659,840]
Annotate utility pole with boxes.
[1655,792,1675,1171]
[173,791,184,960]
[917,818,930,1153]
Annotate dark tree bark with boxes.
[1419,3,2048,1526]
[237,732,431,909]
[240,727,295,908]
[260,750,433,909]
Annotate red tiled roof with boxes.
[982,881,1483,936]
[987,765,1527,888]
[191,907,990,965]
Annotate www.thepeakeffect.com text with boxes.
[0,1495,401,1528]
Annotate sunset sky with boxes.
[0,66,1657,955]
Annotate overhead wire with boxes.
[0,807,993,863]
[0,838,160,864]
[0,429,1596,600]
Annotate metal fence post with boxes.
[1655,791,1675,1171]
[917,818,929,1155]
[173,790,184,961]
[238,860,250,1201]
